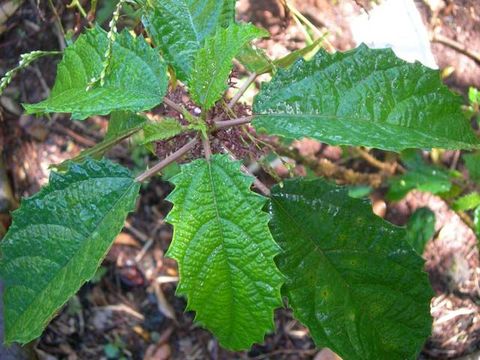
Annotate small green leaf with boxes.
[474,206,480,238]
[253,44,479,152]
[387,167,452,201]
[236,44,273,74]
[388,152,452,201]
[273,36,324,69]
[236,36,324,75]
[166,154,283,350]
[406,207,436,255]
[24,27,167,120]
[53,112,147,170]
[142,0,236,81]
[105,111,147,140]
[141,118,184,144]
[347,185,372,199]
[469,87,480,105]
[463,152,480,182]
[189,23,269,110]
[0,158,140,344]
[452,192,480,211]
[269,178,433,360]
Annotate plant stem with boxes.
[221,144,271,196]
[202,134,212,161]
[163,97,186,114]
[214,115,254,129]
[163,97,199,124]
[135,137,198,182]
[351,148,397,174]
[282,0,335,52]
[228,72,258,108]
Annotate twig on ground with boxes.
[351,147,400,174]
[274,142,385,187]
[431,33,480,65]
[53,122,97,147]
[450,150,461,170]
[135,137,198,182]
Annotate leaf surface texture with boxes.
[1,158,140,344]
[189,23,268,110]
[253,44,479,151]
[142,0,236,81]
[269,178,433,360]
[166,154,282,350]
[24,27,167,119]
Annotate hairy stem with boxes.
[228,72,257,108]
[222,144,271,196]
[163,97,186,114]
[163,97,199,124]
[214,115,254,129]
[135,137,198,182]
[202,134,212,160]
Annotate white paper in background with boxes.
[350,0,438,69]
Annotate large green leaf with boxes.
[23,27,167,120]
[269,178,433,360]
[142,0,236,81]
[253,44,479,151]
[166,154,282,350]
[189,23,268,110]
[0,158,140,344]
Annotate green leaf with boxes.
[166,154,282,350]
[406,207,436,254]
[253,44,479,152]
[141,118,184,144]
[189,23,269,110]
[347,185,372,199]
[388,151,452,201]
[105,111,147,140]
[387,167,451,201]
[273,36,324,69]
[142,0,236,81]
[463,152,480,182]
[269,178,433,360]
[474,206,480,238]
[23,27,167,120]
[53,112,147,170]
[236,44,273,74]
[236,36,324,75]
[0,158,140,344]
[469,87,480,105]
[452,192,480,211]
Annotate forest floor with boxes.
[1,0,480,359]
